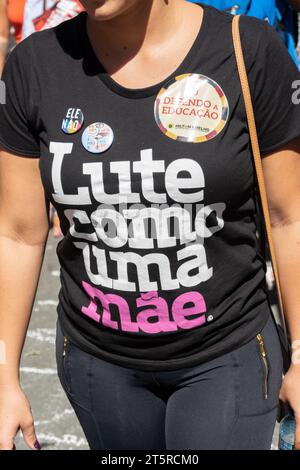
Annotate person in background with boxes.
[22,0,83,40]
[0,0,25,74]
[276,0,300,68]
[188,1,300,68]
[0,1,9,74]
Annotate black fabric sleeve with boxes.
[0,38,40,157]
[240,15,300,155]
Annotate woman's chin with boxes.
[83,0,139,22]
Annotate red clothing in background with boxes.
[7,0,26,43]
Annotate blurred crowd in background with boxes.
[0,1,299,76]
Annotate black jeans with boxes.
[55,312,283,450]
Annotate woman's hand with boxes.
[0,384,41,450]
[279,365,300,450]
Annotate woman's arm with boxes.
[262,135,300,449]
[0,0,9,75]
[0,148,50,450]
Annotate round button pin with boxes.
[154,73,229,143]
[81,122,114,153]
[61,108,84,134]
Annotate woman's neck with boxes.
[86,0,202,62]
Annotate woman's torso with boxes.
[3,3,296,370]
[33,5,271,370]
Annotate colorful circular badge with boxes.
[154,73,229,143]
[61,108,84,134]
[81,122,114,154]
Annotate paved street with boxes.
[15,232,279,450]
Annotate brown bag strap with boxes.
[231,15,289,345]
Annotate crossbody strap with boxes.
[231,14,290,348]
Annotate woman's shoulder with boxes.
[203,5,283,51]
[234,14,295,78]
[199,5,278,58]
[5,11,86,71]
[238,14,282,54]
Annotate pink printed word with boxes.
[81,281,207,334]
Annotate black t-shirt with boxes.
[0,4,299,371]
